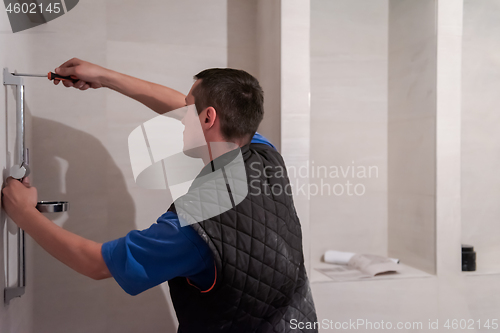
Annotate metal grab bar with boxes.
[3,68,27,304]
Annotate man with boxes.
[2,58,318,333]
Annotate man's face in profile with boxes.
[182,80,208,158]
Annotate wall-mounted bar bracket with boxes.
[3,67,27,304]
[3,67,23,85]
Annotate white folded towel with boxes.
[324,250,356,264]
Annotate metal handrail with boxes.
[3,68,27,304]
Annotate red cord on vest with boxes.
[186,261,217,293]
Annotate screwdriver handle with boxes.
[47,72,79,84]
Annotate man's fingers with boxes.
[3,177,16,192]
[55,58,82,77]
[4,177,24,187]
[57,57,80,70]
[63,80,74,88]
[55,58,79,77]
[74,80,86,89]
[56,66,77,77]
[22,177,31,187]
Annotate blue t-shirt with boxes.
[102,133,276,295]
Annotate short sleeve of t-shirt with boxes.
[251,132,276,150]
[101,211,214,296]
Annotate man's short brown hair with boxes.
[193,68,264,143]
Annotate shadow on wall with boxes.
[29,116,177,333]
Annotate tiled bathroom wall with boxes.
[25,2,110,332]
[461,0,500,273]
[387,0,438,274]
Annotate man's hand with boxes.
[2,177,38,225]
[54,58,108,90]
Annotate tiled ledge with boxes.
[310,261,433,284]
[462,268,500,277]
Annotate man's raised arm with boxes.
[54,58,186,115]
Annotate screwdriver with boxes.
[12,72,80,84]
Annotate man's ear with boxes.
[203,107,217,128]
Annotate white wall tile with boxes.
[310,0,388,268]
[388,0,437,274]
[461,0,500,273]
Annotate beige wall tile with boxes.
[462,0,500,273]
[310,0,388,267]
[388,0,437,274]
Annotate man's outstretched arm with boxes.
[54,58,186,115]
[2,177,111,280]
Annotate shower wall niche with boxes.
[308,0,489,328]
[309,0,447,282]
[309,0,390,280]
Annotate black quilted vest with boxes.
[168,143,318,333]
